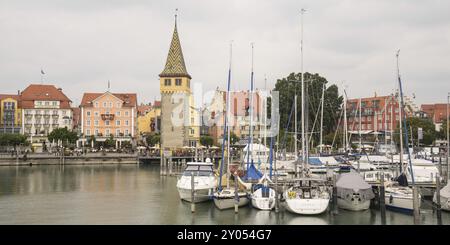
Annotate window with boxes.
[191,128,195,134]
[105,120,110,126]
[125,120,129,126]
[45,101,49,106]
[109,102,113,108]
[52,101,57,106]
[86,120,91,126]
[103,102,107,108]
[125,111,129,116]
[53,110,58,115]
[95,129,99,136]
[116,120,121,126]
[87,111,91,116]
[95,102,99,108]
[368,117,371,121]
[105,110,110,115]
[164,79,171,86]
[116,129,120,136]
[94,111,99,117]
[116,102,121,108]
[125,129,129,135]
[94,120,99,126]
[86,129,91,136]
[62,111,66,116]
[106,129,110,137]
[116,111,121,116]
[191,118,194,124]
[37,101,42,106]
[175,79,182,86]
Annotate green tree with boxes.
[200,135,214,147]
[104,135,115,148]
[394,117,436,146]
[438,119,448,140]
[230,132,240,146]
[47,127,78,146]
[145,133,160,147]
[274,72,343,150]
[0,133,27,147]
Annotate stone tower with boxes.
[159,16,199,149]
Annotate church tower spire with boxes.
[159,12,191,79]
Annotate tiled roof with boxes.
[80,92,137,108]
[137,104,152,116]
[159,21,191,79]
[20,84,72,109]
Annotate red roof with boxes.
[80,92,137,108]
[137,104,152,116]
[20,84,72,109]
[153,100,161,107]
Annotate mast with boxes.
[384,98,388,154]
[359,98,362,153]
[447,92,449,181]
[218,42,233,192]
[300,8,306,173]
[343,88,348,152]
[390,94,394,154]
[319,83,325,154]
[397,50,415,185]
[246,43,255,171]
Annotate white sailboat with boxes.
[176,160,216,203]
[283,9,331,215]
[213,42,249,210]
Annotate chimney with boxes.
[17,90,20,95]
[57,88,62,91]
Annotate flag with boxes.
[41,69,45,75]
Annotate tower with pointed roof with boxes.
[159,15,199,148]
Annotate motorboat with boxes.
[176,160,216,203]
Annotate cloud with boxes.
[0,0,449,106]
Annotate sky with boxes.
[1,0,449,107]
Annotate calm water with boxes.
[0,164,448,225]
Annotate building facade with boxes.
[421,103,448,131]
[345,93,417,133]
[0,94,22,134]
[137,101,161,135]
[20,84,73,140]
[79,91,137,145]
[159,18,199,148]
[207,89,268,145]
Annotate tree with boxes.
[104,135,115,148]
[145,133,160,147]
[438,119,448,140]
[0,133,27,146]
[47,127,78,146]
[274,72,343,150]
[230,132,240,146]
[394,117,436,146]
[200,136,214,147]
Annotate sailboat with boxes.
[251,136,276,210]
[213,42,249,210]
[384,50,421,213]
[283,9,331,215]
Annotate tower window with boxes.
[164,79,171,86]
[175,79,182,86]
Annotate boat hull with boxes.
[178,188,213,203]
[284,198,329,215]
[384,192,421,214]
[337,198,370,211]
[251,187,276,211]
[213,195,249,210]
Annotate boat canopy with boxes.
[336,172,374,199]
[243,163,263,181]
[308,157,339,166]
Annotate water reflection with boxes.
[0,164,448,225]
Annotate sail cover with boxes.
[336,172,375,199]
[243,163,263,181]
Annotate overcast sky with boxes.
[1,0,449,107]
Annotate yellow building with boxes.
[0,94,22,134]
[159,17,200,148]
[137,101,161,134]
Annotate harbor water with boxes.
[0,164,449,225]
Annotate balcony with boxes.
[25,123,32,128]
[52,114,59,119]
[52,124,59,128]
[101,114,115,120]
[25,114,33,118]
[44,114,51,119]
[35,114,42,119]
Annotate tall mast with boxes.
[300,8,306,172]
[390,94,394,153]
[218,42,233,192]
[319,83,325,154]
[246,43,255,171]
[397,56,404,173]
[359,98,362,153]
[397,50,415,185]
[343,88,348,152]
[384,98,388,154]
[447,92,449,181]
